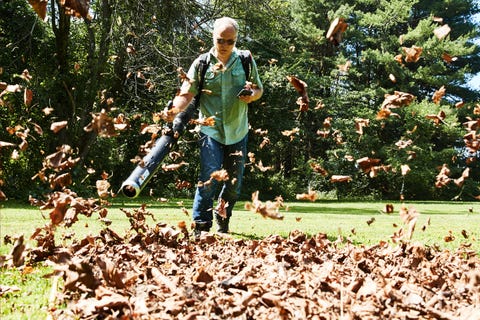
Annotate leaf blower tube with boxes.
[120,102,195,198]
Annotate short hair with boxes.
[213,17,239,33]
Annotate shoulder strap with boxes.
[238,50,252,81]
[190,53,210,109]
[197,53,210,91]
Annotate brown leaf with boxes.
[356,157,382,174]
[326,17,348,46]
[96,257,126,289]
[296,190,318,202]
[96,180,111,199]
[442,52,457,64]
[286,76,309,111]
[383,203,394,214]
[28,0,48,20]
[381,91,416,109]
[0,189,7,201]
[355,118,370,135]
[0,141,16,148]
[190,116,215,126]
[309,162,329,176]
[194,267,214,283]
[434,24,451,40]
[435,164,451,188]
[401,164,411,176]
[162,161,188,172]
[330,175,352,183]
[210,169,229,181]
[425,110,446,125]
[50,121,68,133]
[10,235,26,267]
[432,85,446,104]
[244,191,284,220]
[59,0,91,20]
[83,109,118,137]
[24,88,33,106]
[402,45,423,63]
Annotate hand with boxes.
[238,81,261,103]
[238,92,255,103]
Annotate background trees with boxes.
[1,0,479,201]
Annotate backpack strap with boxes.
[194,52,211,108]
[238,50,252,82]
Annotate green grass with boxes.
[1,198,480,319]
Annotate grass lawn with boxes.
[1,198,479,319]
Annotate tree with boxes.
[1,0,478,201]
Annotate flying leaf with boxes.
[330,175,352,183]
[296,190,318,202]
[28,0,48,20]
[432,85,446,104]
[326,17,348,46]
[176,67,191,83]
[161,161,188,172]
[394,54,404,65]
[96,180,111,199]
[286,76,307,96]
[83,109,118,137]
[281,127,300,141]
[309,162,329,176]
[356,157,382,174]
[434,24,451,40]
[442,53,457,64]
[425,110,446,125]
[381,91,416,109]
[50,121,68,133]
[383,203,394,214]
[244,191,284,220]
[354,118,370,135]
[286,76,309,112]
[395,139,412,149]
[453,167,470,187]
[399,205,419,240]
[435,164,451,188]
[401,164,411,176]
[59,0,91,20]
[0,141,16,148]
[190,116,215,126]
[42,107,54,115]
[455,101,464,109]
[402,46,423,63]
[210,169,229,181]
[337,61,352,73]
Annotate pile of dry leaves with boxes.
[8,215,475,320]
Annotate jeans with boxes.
[192,133,247,227]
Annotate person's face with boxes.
[213,25,237,60]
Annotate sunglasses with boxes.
[216,38,236,45]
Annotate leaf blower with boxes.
[120,102,195,198]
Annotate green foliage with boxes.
[0,0,479,201]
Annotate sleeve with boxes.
[179,58,200,96]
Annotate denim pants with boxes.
[192,133,247,227]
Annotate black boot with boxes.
[193,221,211,239]
[215,212,230,234]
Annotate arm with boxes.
[168,92,195,119]
[239,52,263,104]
